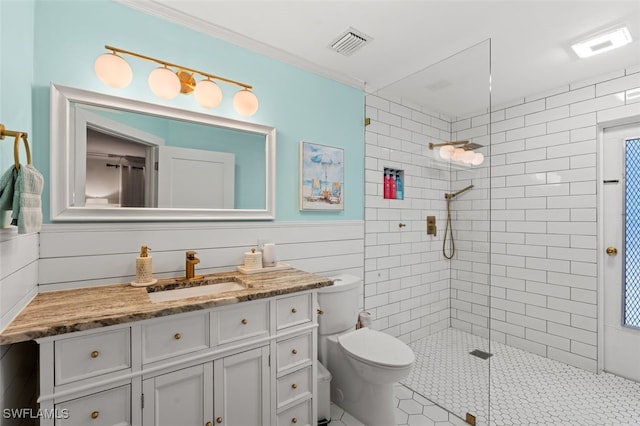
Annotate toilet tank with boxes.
[317,274,362,335]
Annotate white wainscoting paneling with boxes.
[38,221,364,291]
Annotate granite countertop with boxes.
[0,268,333,345]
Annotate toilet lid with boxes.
[338,328,414,368]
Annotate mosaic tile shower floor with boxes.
[400,328,640,426]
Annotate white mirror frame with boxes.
[50,84,276,222]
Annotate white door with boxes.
[157,146,235,209]
[602,123,640,382]
[142,364,214,426]
[213,346,270,426]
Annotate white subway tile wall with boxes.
[365,65,640,371]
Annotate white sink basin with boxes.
[148,281,245,303]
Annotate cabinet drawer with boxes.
[143,312,209,363]
[54,329,130,385]
[215,301,269,345]
[277,366,312,409]
[276,293,312,330]
[55,385,130,426]
[277,398,312,426]
[276,332,312,374]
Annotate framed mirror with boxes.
[50,84,276,221]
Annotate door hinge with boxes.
[141,393,145,409]
[268,354,271,366]
[155,161,158,171]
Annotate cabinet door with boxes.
[143,364,213,426]
[214,346,270,426]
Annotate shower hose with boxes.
[443,197,455,259]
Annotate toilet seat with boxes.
[338,328,414,368]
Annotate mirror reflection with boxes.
[50,84,275,221]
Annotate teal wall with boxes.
[23,0,363,222]
[0,0,35,172]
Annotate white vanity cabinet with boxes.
[142,346,269,426]
[37,291,318,426]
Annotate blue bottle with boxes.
[395,172,403,200]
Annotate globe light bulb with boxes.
[94,53,132,88]
[462,150,476,164]
[148,67,181,100]
[452,148,465,161]
[439,145,455,160]
[194,79,223,109]
[233,88,259,116]
[471,152,485,166]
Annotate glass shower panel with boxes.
[377,39,492,425]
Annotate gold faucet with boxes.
[185,251,201,280]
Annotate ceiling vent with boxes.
[329,28,371,56]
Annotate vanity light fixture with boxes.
[571,26,632,58]
[94,45,259,116]
[429,140,485,166]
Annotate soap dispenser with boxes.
[131,245,158,287]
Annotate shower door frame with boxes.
[597,113,640,374]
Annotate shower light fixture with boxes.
[94,45,259,116]
[429,141,485,166]
[571,27,632,58]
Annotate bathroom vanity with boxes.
[0,268,332,426]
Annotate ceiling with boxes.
[123,0,640,118]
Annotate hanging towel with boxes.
[11,164,44,234]
[0,165,17,212]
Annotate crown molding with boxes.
[115,0,366,90]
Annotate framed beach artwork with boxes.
[299,141,344,211]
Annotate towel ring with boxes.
[14,132,31,170]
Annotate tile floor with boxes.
[329,383,468,426]
[402,328,640,426]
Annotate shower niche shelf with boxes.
[383,167,404,200]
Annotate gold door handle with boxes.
[217,417,223,424]
[91,411,99,419]
[174,333,182,340]
[241,318,248,325]
[606,246,618,256]
[291,308,297,314]
[90,351,99,358]
[317,308,324,315]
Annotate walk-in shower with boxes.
[367,36,640,425]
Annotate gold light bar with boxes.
[104,45,252,90]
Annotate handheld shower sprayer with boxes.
[443,184,474,259]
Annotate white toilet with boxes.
[317,274,415,426]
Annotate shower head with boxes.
[462,142,483,151]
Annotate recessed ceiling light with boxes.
[571,27,632,58]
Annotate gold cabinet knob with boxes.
[174,333,182,340]
[90,351,99,358]
[91,411,99,419]
[291,383,298,389]
[217,417,223,424]
[206,423,212,426]
[291,348,298,355]
[291,418,298,424]
[291,308,297,314]
[606,246,618,256]
[317,308,324,315]
[241,318,248,325]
